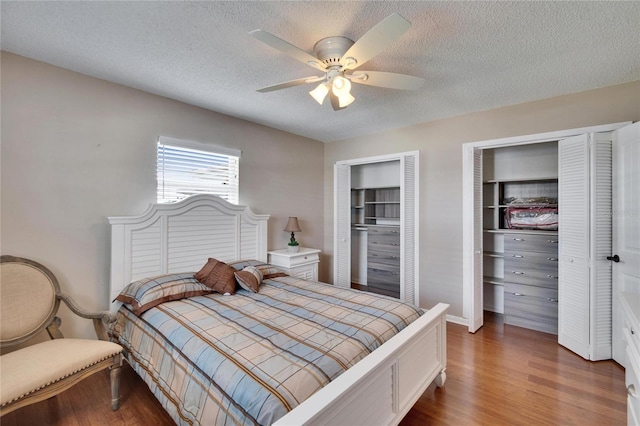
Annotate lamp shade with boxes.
[309,83,329,105]
[332,76,351,96]
[284,217,301,232]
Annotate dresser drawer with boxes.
[626,345,640,426]
[504,250,559,272]
[368,226,400,244]
[368,266,400,287]
[368,242,400,257]
[505,282,558,301]
[504,282,558,334]
[505,312,558,335]
[624,308,640,360]
[503,267,558,289]
[504,234,559,253]
[367,250,400,267]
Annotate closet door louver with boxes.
[589,135,612,361]
[334,163,351,288]
[401,154,418,304]
[558,133,613,361]
[558,134,591,359]
[471,149,484,332]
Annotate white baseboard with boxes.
[446,314,468,326]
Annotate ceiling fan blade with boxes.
[250,29,327,72]
[256,76,324,93]
[339,13,411,70]
[348,71,424,90]
[329,91,346,111]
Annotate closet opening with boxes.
[463,121,634,363]
[334,151,419,305]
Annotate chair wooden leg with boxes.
[110,355,122,410]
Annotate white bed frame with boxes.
[109,195,448,425]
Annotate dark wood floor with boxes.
[2,312,626,425]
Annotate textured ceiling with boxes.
[2,1,639,143]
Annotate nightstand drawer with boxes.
[288,264,318,282]
[281,252,319,268]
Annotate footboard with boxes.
[274,302,449,426]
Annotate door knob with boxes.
[606,255,620,262]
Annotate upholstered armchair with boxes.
[0,255,123,416]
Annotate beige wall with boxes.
[323,80,640,317]
[2,50,638,336]
[0,52,324,340]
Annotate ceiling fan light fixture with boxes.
[337,91,355,108]
[331,76,355,108]
[309,83,329,105]
[331,75,351,96]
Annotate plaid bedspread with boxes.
[112,275,423,425]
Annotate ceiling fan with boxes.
[249,13,425,111]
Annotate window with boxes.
[157,136,240,204]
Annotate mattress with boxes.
[111,274,423,425]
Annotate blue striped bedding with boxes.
[111,274,423,425]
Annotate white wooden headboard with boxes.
[108,195,270,304]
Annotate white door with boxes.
[462,146,484,332]
[558,134,592,359]
[471,149,484,332]
[558,133,613,360]
[334,163,351,288]
[612,122,640,366]
[400,153,419,305]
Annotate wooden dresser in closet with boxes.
[367,226,400,298]
[503,233,559,334]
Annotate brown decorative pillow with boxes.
[195,258,237,294]
[235,266,262,293]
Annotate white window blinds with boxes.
[157,136,240,204]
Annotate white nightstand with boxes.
[267,248,321,281]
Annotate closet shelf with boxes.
[483,251,504,258]
[483,276,504,286]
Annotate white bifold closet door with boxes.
[469,149,484,333]
[558,133,612,361]
[334,163,352,288]
[400,153,418,305]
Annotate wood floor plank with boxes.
[400,312,626,426]
[2,312,626,425]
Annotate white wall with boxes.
[0,52,324,341]
[323,81,640,317]
[351,161,400,188]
